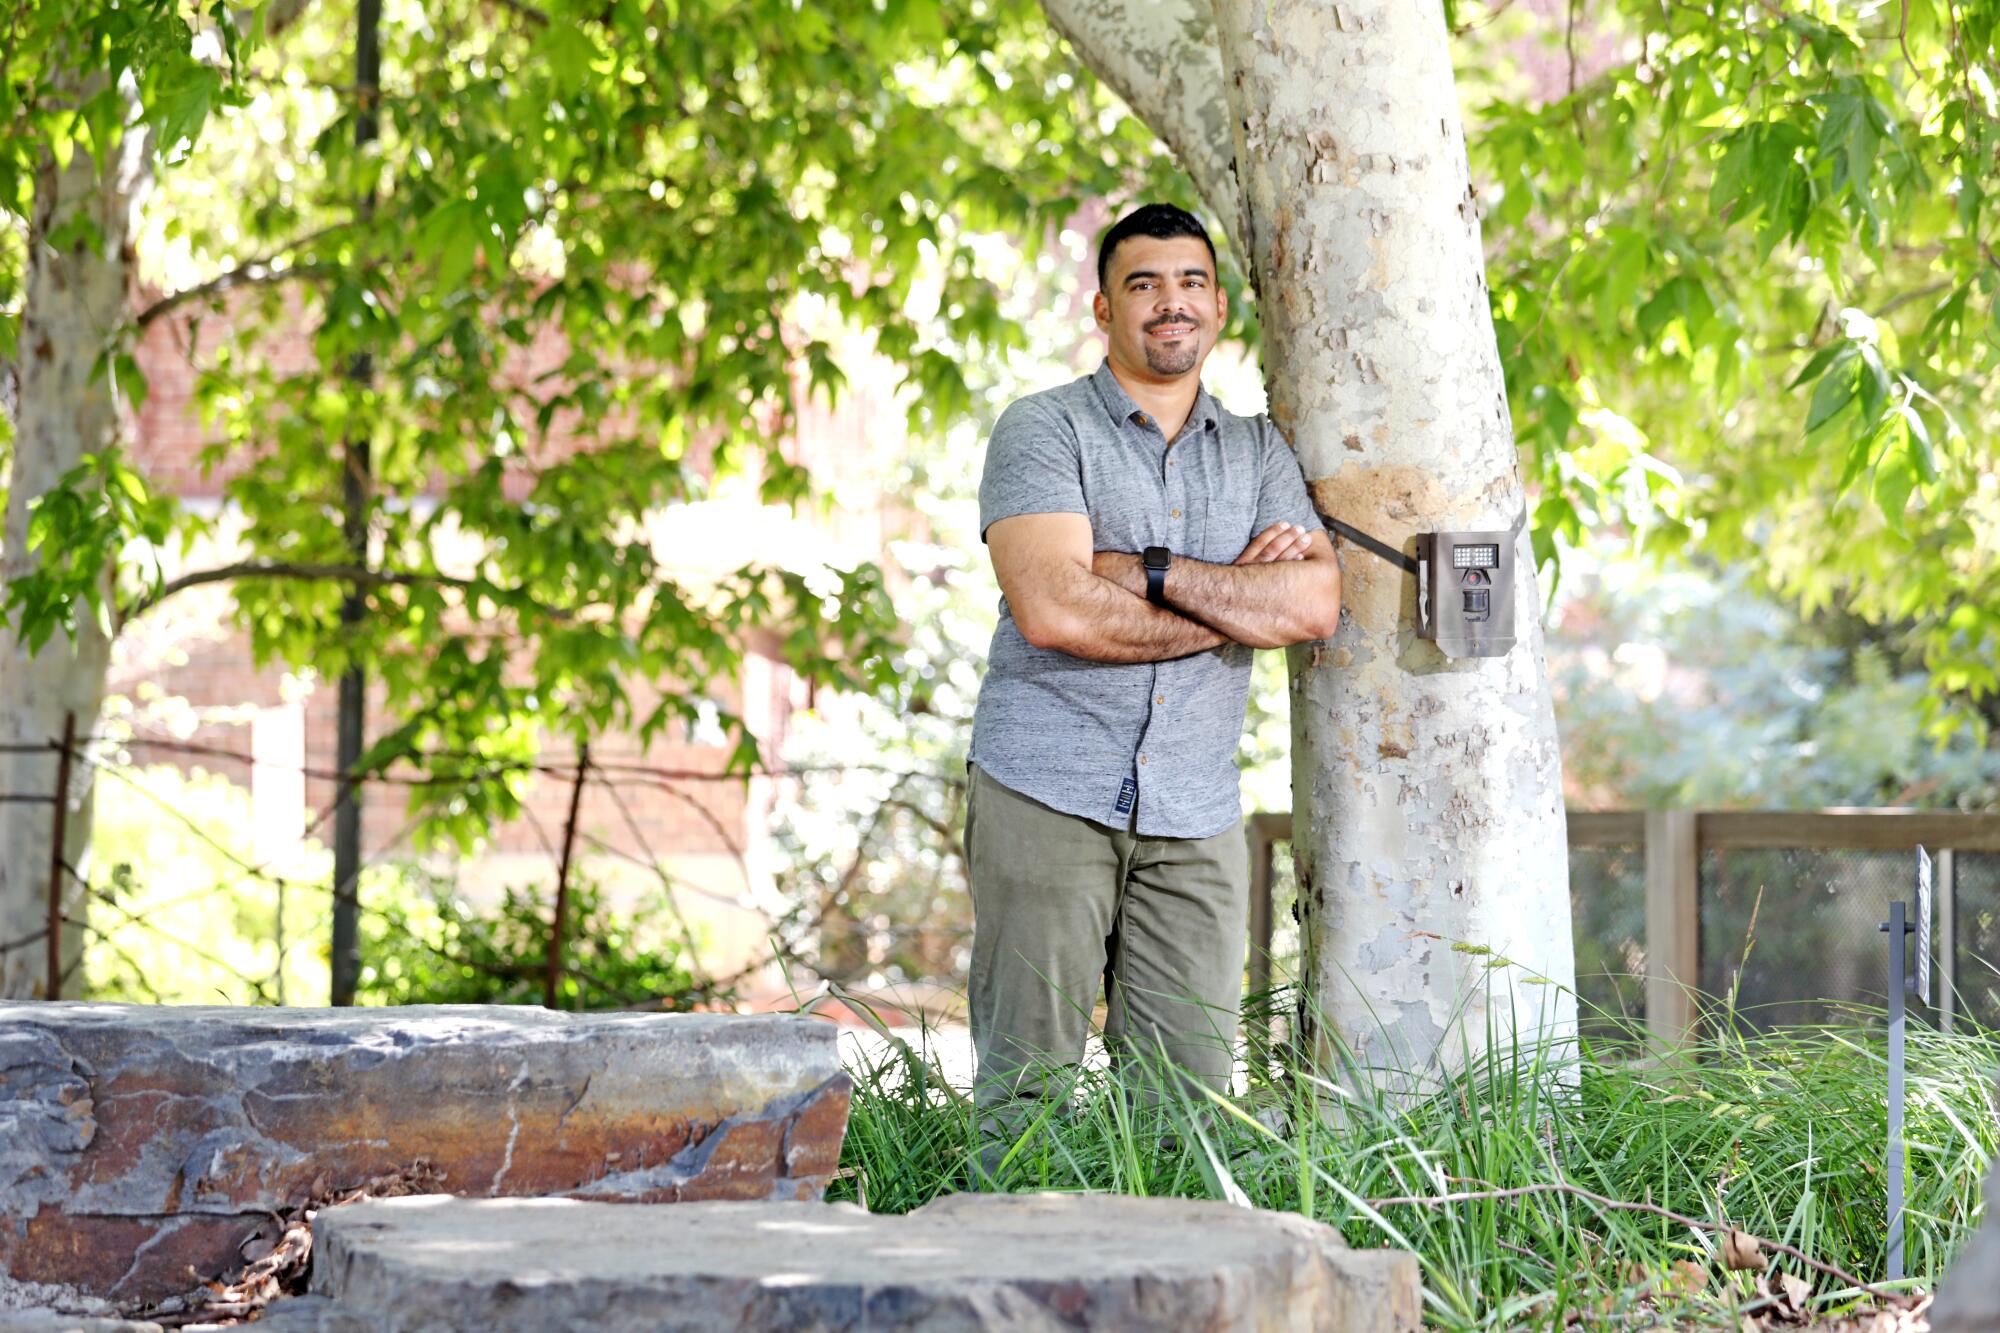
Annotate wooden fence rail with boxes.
[1247,808,2000,1045]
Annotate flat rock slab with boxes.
[311,1193,1422,1331]
[0,1004,847,1304]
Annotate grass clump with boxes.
[830,988,1997,1329]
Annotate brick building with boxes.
[116,290,922,983]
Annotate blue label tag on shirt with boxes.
[1115,776,1138,815]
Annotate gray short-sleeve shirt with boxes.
[969,360,1325,838]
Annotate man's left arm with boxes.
[1095,533,1341,648]
[1099,418,1341,647]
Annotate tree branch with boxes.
[134,260,340,330]
[1038,0,1240,238]
[235,0,315,39]
[118,561,576,626]
[487,0,549,27]
[132,221,353,330]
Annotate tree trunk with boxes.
[0,127,153,998]
[1039,0,1239,229]
[1050,0,1575,1087]
[0,6,317,1000]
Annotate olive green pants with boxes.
[965,762,1250,1131]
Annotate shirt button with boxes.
[1156,694,1165,704]
[1140,754,1148,765]
[1171,507,1181,518]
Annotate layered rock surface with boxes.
[1932,1149,2000,1332]
[310,1192,1423,1331]
[0,1004,847,1303]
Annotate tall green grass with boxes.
[831,987,1997,1329]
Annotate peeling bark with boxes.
[1213,0,1574,1084]
[0,124,152,999]
[1052,0,1576,1084]
[1039,0,1239,228]
[0,7,316,999]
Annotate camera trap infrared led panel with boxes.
[1416,530,1517,659]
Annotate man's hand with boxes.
[1092,521,1340,648]
[1092,522,1314,597]
[1234,522,1314,565]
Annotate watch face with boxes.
[1144,546,1171,570]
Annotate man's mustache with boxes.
[1145,314,1198,331]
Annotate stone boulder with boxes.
[310,1192,1423,1330]
[1932,1149,1999,1332]
[0,1004,847,1305]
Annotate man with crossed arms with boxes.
[966,203,1342,1153]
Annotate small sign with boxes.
[1915,846,1933,1006]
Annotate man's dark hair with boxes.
[1095,203,1217,291]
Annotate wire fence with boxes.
[0,713,974,1014]
[15,715,1997,1041]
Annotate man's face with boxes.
[1093,235,1226,382]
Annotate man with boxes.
[966,202,1341,1153]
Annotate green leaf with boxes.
[1872,448,1917,527]
[152,65,221,156]
[1805,350,1860,434]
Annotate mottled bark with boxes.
[1039,0,1239,228]
[0,6,316,999]
[1216,0,1574,1084]
[0,126,150,999]
[1049,0,1576,1086]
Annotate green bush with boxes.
[356,870,723,1011]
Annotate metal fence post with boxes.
[1644,809,1699,1046]
[44,713,76,1001]
[546,743,590,1009]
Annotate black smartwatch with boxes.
[1142,546,1172,606]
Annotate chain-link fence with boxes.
[1699,846,1939,1029]
[1569,843,1646,1038]
[1956,852,2000,1031]
[12,720,1999,1043]
[1250,811,2000,1041]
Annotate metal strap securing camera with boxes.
[1315,506,1529,577]
[1316,512,1419,575]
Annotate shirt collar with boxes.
[1090,359,1220,435]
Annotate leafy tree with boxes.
[0,0,310,999]
[0,0,1170,998]
[1471,0,2000,727]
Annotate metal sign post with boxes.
[1880,846,1932,1284]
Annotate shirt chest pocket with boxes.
[1197,495,1256,564]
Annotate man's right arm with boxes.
[987,513,1228,663]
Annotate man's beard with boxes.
[1142,331,1199,376]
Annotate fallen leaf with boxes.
[1722,1228,1768,1272]
[1779,1272,1810,1313]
